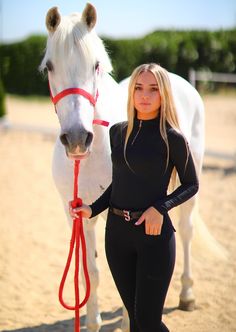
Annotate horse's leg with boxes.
[83,217,102,332]
[178,94,204,311]
[178,195,197,311]
[121,306,130,332]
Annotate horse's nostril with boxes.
[60,133,69,146]
[60,130,93,149]
[85,132,93,148]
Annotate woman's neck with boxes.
[137,110,159,120]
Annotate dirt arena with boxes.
[0,94,236,332]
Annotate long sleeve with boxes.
[89,183,112,218]
[153,130,199,214]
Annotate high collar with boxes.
[133,115,160,127]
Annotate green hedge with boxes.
[0,79,6,118]
[104,29,236,81]
[0,35,48,96]
[0,29,235,96]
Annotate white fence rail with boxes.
[189,69,236,88]
[189,69,236,167]
[205,149,236,163]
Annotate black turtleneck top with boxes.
[90,117,199,218]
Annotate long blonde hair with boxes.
[124,63,184,186]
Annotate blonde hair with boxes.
[124,63,185,186]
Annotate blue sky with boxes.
[1,0,236,43]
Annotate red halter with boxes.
[49,81,109,127]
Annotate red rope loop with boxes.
[58,160,90,332]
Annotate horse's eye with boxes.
[46,60,53,72]
[95,61,100,71]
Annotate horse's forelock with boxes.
[40,12,112,77]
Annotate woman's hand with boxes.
[135,206,163,235]
[69,201,92,219]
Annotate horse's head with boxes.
[40,3,112,160]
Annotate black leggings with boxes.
[105,211,176,332]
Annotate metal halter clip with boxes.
[123,210,131,221]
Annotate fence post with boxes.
[189,68,196,87]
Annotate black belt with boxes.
[109,207,143,221]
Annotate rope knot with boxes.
[71,197,83,209]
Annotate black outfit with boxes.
[90,116,199,332]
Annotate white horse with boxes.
[40,3,204,332]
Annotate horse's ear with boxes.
[46,7,61,33]
[81,3,97,31]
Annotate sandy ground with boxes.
[0,94,236,332]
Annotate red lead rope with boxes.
[58,160,90,332]
[48,78,109,331]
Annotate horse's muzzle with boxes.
[60,129,94,154]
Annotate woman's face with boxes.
[133,70,161,116]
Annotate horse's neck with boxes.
[77,75,120,197]
[95,73,127,126]
[78,74,125,170]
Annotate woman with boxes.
[70,63,199,332]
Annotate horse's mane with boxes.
[40,12,112,78]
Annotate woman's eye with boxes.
[151,87,158,91]
[134,86,141,90]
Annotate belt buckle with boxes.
[123,210,131,221]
